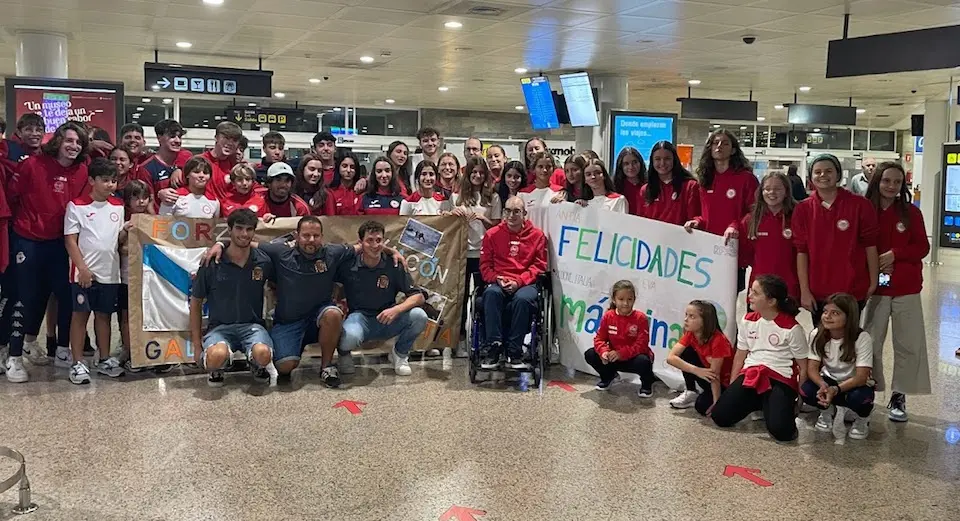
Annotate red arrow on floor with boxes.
[547,380,576,392]
[332,400,367,415]
[723,465,773,487]
[439,505,486,521]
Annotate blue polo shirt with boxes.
[257,240,355,324]
[337,252,421,315]
[191,248,274,328]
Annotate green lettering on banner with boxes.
[677,250,696,286]
[559,295,587,332]
[576,228,597,261]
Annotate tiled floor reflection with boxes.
[3,254,960,520]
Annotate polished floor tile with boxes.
[4,254,960,520]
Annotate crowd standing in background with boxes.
[0,113,932,442]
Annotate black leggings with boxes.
[679,346,725,416]
[584,348,655,389]
[711,374,799,442]
[459,257,481,339]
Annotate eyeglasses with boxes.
[503,208,524,216]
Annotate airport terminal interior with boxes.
[3,0,960,519]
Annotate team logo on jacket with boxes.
[726,188,736,199]
[315,260,327,273]
[782,228,793,239]
[509,243,519,257]
[110,212,120,222]
[390,200,400,208]
[377,274,390,289]
[53,180,65,194]
[837,219,850,231]
[628,325,638,336]
[252,267,263,281]
[767,333,782,346]
[896,221,906,233]
[15,252,24,264]
[671,192,679,200]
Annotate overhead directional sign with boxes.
[225,106,305,126]
[144,63,273,98]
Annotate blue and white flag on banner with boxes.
[141,244,206,331]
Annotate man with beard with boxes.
[191,209,276,388]
[260,163,310,219]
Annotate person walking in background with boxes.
[786,165,808,201]
[848,157,877,196]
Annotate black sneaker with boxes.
[637,385,654,398]
[251,365,269,384]
[208,370,224,387]
[321,366,341,388]
[479,342,502,370]
[595,378,615,391]
[153,364,175,374]
[507,356,529,370]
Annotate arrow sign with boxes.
[723,465,773,487]
[547,380,575,392]
[439,505,486,521]
[157,77,171,89]
[333,400,366,415]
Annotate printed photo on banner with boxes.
[420,287,449,322]
[400,218,443,258]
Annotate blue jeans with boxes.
[482,283,537,358]
[338,308,428,356]
[271,304,342,363]
[800,376,875,418]
[202,323,273,369]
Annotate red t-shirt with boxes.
[593,309,652,361]
[678,330,734,384]
[322,166,336,187]
[620,179,644,216]
[264,193,311,218]
[201,150,239,201]
[875,203,928,297]
[638,179,701,226]
[739,209,799,299]
[695,168,758,236]
[526,167,566,187]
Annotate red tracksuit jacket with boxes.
[792,188,879,301]
[480,220,547,287]
[201,150,240,201]
[9,155,90,241]
[638,179,701,226]
[695,168,758,235]
[875,203,928,297]
[739,208,799,299]
[220,188,267,218]
[593,309,653,361]
[328,185,361,216]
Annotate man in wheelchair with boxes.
[478,196,548,370]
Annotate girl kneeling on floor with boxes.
[583,280,655,398]
[801,293,875,440]
[711,274,808,441]
[666,300,734,415]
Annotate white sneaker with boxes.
[5,356,28,383]
[454,340,469,358]
[96,357,125,378]
[53,345,73,368]
[392,347,412,376]
[815,406,835,432]
[849,416,870,440]
[24,341,51,366]
[832,406,849,440]
[669,390,700,409]
[426,348,441,357]
[69,361,91,385]
[338,353,355,375]
[442,347,453,360]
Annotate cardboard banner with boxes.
[547,204,738,389]
[128,215,466,367]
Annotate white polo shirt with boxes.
[64,195,125,284]
[159,187,220,219]
[807,329,873,383]
[737,311,809,379]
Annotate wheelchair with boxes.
[468,273,552,387]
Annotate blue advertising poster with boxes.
[520,76,560,131]
[609,111,677,163]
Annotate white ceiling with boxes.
[1,0,958,128]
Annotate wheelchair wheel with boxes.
[533,366,541,387]
[469,360,478,384]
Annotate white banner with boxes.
[548,203,738,389]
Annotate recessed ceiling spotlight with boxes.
[798,86,811,92]
[333,107,342,112]
[688,79,701,86]
[385,99,395,104]
[360,56,374,63]
[813,128,821,132]
[757,116,766,121]
[739,126,747,130]
[274,92,285,98]
[856,108,866,114]
[308,78,322,84]
[151,84,160,91]
[444,21,463,29]
[438,86,449,92]
[712,124,720,128]
[515,67,528,74]
[774,104,784,110]
[248,102,257,107]
[136,107,145,111]
[515,105,524,110]
[162,98,173,104]
[141,98,151,103]
[176,41,192,49]
[203,0,224,5]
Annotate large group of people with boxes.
[0,112,933,442]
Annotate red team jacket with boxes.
[739,209,799,299]
[695,168,759,235]
[593,309,653,361]
[0,135,41,186]
[638,179,702,226]
[328,185,362,216]
[792,189,878,301]
[875,203,928,297]
[9,155,90,241]
[201,150,239,201]
[220,189,267,218]
[263,193,312,217]
[479,220,547,287]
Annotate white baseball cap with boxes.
[267,162,295,179]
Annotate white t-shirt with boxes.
[399,193,453,216]
[587,193,628,213]
[159,188,220,218]
[453,192,502,257]
[807,329,873,383]
[519,186,558,233]
[737,312,809,379]
[64,196,124,284]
